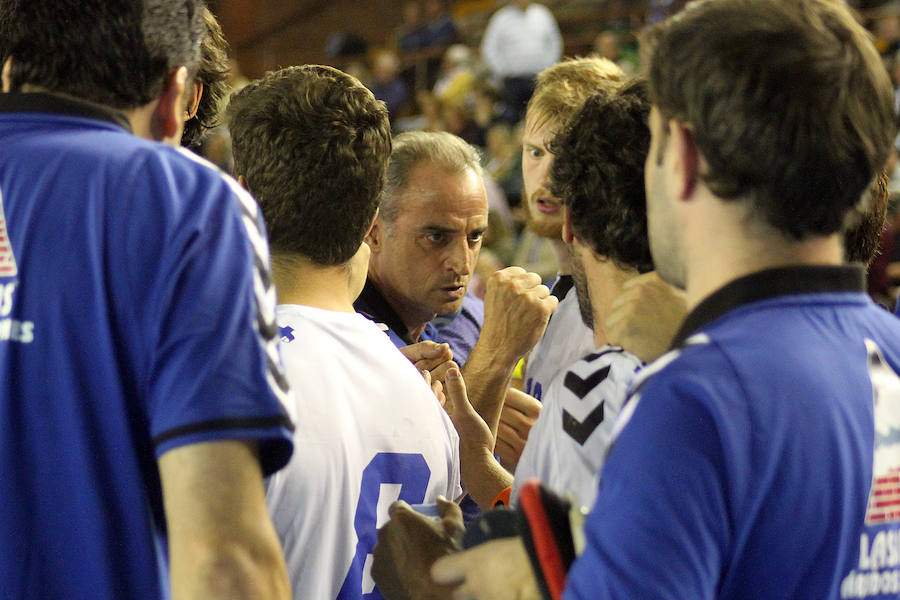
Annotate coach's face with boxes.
[645,106,686,289]
[522,113,564,239]
[369,161,488,331]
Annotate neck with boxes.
[367,267,433,340]
[551,238,572,275]
[274,255,357,312]
[683,200,844,309]
[125,102,156,140]
[585,258,639,348]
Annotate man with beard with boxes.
[519,58,624,409]
[510,79,659,509]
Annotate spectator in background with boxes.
[441,100,485,147]
[370,48,410,123]
[433,44,476,109]
[872,1,900,56]
[421,0,459,49]
[397,1,427,52]
[593,30,638,76]
[480,0,562,123]
[484,121,522,217]
[398,0,458,53]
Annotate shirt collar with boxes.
[0,92,133,132]
[355,277,418,345]
[671,265,865,348]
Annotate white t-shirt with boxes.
[525,283,596,403]
[268,304,462,600]
[513,345,642,509]
[480,2,562,78]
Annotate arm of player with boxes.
[605,271,687,363]
[463,267,557,437]
[444,368,514,509]
[159,440,291,600]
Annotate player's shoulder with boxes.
[567,346,643,382]
[546,346,642,408]
[625,333,729,413]
[145,145,247,203]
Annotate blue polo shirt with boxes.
[566,266,900,600]
[0,93,294,599]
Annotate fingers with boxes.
[485,267,548,303]
[497,421,527,449]
[389,499,413,519]
[445,368,475,418]
[434,380,447,408]
[494,436,520,471]
[436,495,463,521]
[504,388,541,421]
[430,359,460,383]
[436,496,465,541]
[480,269,558,361]
[402,341,453,368]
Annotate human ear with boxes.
[150,66,188,143]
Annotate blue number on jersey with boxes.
[337,452,431,600]
[524,377,543,401]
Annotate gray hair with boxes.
[380,131,483,223]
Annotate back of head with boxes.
[227,65,391,266]
[550,78,653,273]
[380,130,483,224]
[525,56,625,131]
[643,0,896,239]
[2,0,205,109]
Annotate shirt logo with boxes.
[865,339,900,525]
[0,189,17,277]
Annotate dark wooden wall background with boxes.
[210,0,406,78]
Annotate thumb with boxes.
[445,367,472,418]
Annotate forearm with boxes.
[461,341,518,437]
[461,446,514,510]
[170,535,291,600]
[160,440,292,600]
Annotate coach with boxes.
[357,131,556,453]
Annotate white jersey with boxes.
[524,280,596,403]
[513,345,642,509]
[268,304,462,600]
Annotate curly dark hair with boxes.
[2,0,204,109]
[181,7,230,147]
[845,170,889,268]
[227,65,391,266]
[550,78,653,273]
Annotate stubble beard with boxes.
[570,253,594,330]
[524,191,564,239]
